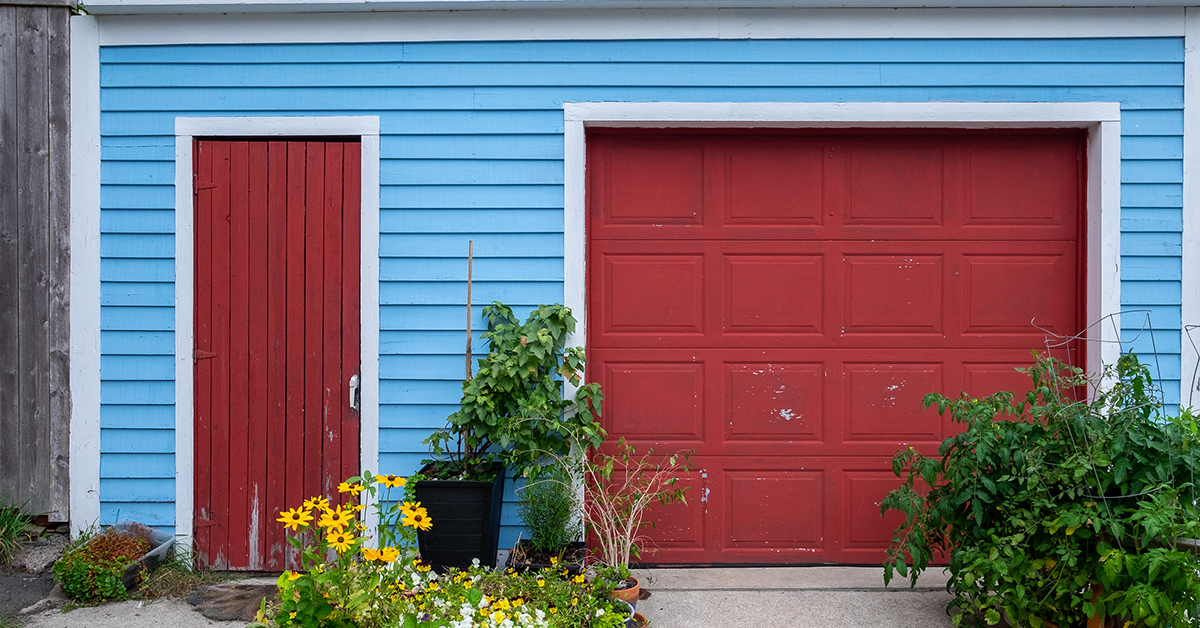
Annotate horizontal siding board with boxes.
[1120,160,1182,184]
[1122,256,1182,280]
[380,330,485,352]
[379,281,563,306]
[101,135,175,160]
[1121,208,1182,232]
[100,306,174,330]
[101,331,175,355]
[381,159,562,186]
[99,38,1185,65]
[100,110,568,136]
[101,282,175,306]
[1120,330,1182,354]
[380,257,564,282]
[1121,110,1183,136]
[379,404,459,429]
[101,160,175,185]
[379,427,436,453]
[377,452,428,477]
[101,355,175,380]
[101,453,175,479]
[380,234,563,258]
[102,61,1183,89]
[101,259,174,282]
[380,209,564,234]
[1122,183,1182,208]
[1120,232,1182,256]
[380,354,473,380]
[384,135,563,161]
[101,234,175,258]
[379,379,464,405]
[99,381,174,405]
[1123,136,1182,159]
[380,306,493,332]
[100,184,175,210]
[101,210,176,234]
[1123,280,1183,305]
[101,428,176,452]
[381,185,563,210]
[100,502,174,526]
[100,478,175,502]
[101,404,176,429]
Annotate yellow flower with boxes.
[379,546,400,563]
[549,556,558,565]
[400,501,422,516]
[319,505,355,532]
[536,576,545,587]
[376,474,407,488]
[327,530,355,553]
[401,507,433,531]
[338,482,365,496]
[285,571,302,581]
[491,611,505,623]
[362,547,382,561]
[572,573,585,584]
[548,606,557,615]
[302,496,329,511]
[352,504,365,512]
[276,507,313,531]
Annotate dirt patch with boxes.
[1,531,69,618]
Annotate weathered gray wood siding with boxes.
[0,0,71,522]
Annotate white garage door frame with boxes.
[562,101,1122,387]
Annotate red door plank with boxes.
[227,141,252,569]
[322,143,344,505]
[246,141,270,569]
[304,142,326,497]
[264,141,288,570]
[208,140,232,569]
[193,140,213,564]
[587,130,1085,565]
[283,142,308,569]
[340,142,362,482]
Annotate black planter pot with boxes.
[414,466,505,573]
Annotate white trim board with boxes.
[1183,7,1200,410]
[562,101,1122,382]
[95,7,1183,45]
[173,116,381,552]
[69,15,102,537]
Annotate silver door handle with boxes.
[349,375,361,411]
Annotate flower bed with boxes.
[251,472,633,628]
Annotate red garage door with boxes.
[587,129,1085,565]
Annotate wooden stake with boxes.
[466,240,473,380]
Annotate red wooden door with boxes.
[587,129,1085,565]
[194,139,362,570]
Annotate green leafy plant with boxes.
[882,353,1200,627]
[0,497,34,565]
[53,526,149,604]
[517,464,583,555]
[425,302,606,480]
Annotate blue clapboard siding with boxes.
[97,37,1186,547]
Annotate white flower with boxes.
[472,557,481,567]
[595,609,605,617]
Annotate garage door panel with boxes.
[962,362,1043,407]
[725,141,826,226]
[723,254,824,335]
[843,468,909,555]
[962,249,1078,337]
[962,137,1080,231]
[725,362,825,442]
[602,253,706,335]
[601,361,706,441]
[598,141,705,227]
[843,362,944,443]
[843,254,945,335]
[844,142,946,227]
[725,470,826,549]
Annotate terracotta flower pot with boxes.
[611,575,641,609]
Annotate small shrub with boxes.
[517,465,582,554]
[53,527,149,604]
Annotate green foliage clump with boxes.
[517,465,582,554]
[883,353,1200,627]
[0,498,34,565]
[426,302,606,479]
[53,527,149,604]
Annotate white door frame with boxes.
[173,116,381,551]
[562,102,1122,381]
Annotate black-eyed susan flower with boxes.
[276,507,313,531]
[379,546,400,563]
[375,474,406,488]
[401,507,432,531]
[337,482,364,496]
[302,495,329,511]
[361,547,382,561]
[327,530,355,553]
[319,505,355,532]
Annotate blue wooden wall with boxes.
[97,37,1185,540]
